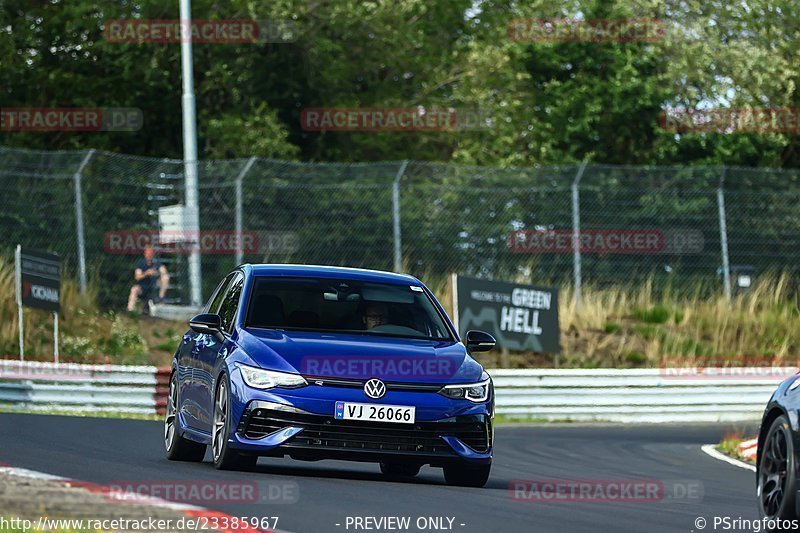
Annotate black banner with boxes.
[19,248,61,312]
[455,276,560,353]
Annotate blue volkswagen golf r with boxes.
[165,264,496,487]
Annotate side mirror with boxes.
[189,313,224,341]
[465,330,496,352]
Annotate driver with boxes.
[362,302,389,330]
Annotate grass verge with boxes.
[1,254,798,369]
[716,432,757,465]
[0,405,161,421]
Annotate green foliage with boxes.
[625,351,647,365]
[155,340,177,353]
[633,305,671,324]
[1,0,799,167]
[101,318,147,359]
[61,335,94,358]
[633,323,659,339]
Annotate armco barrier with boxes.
[491,369,782,423]
[0,361,786,423]
[0,360,163,415]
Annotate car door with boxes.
[182,273,233,431]
[194,271,244,433]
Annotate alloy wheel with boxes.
[164,377,177,451]
[760,423,790,517]
[213,381,228,461]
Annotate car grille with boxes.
[240,409,490,454]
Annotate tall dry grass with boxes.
[2,254,796,368]
[424,268,799,368]
[556,272,798,367]
[0,257,153,363]
[0,255,97,358]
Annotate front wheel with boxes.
[212,377,258,471]
[443,462,491,488]
[164,372,207,462]
[758,415,798,523]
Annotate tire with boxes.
[212,377,258,471]
[380,462,421,478]
[443,462,491,488]
[758,414,798,523]
[164,372,207,462]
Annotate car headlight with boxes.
[438,378,491,402]
[237,363,307,390]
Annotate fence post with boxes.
[235,156,257,267]
[392,160,409,273]
[73,149,95,295]
[717,167,732,302]
[571,160,588,309]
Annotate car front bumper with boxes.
[228,393,493,466]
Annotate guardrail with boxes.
[0,361,785,423]
[0,361,168,415]
[491,368,782,423]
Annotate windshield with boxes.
[245,276,452,341]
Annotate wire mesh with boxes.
[2,145,799,307]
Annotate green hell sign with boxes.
[454,275,560,353]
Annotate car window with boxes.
[206,274,233,314]
[245,276,453,341]
[218,272,244,332]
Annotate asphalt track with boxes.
[0,414,761,533]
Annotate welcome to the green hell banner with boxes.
[455,275,560,354]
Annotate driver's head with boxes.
[363,302,388,329]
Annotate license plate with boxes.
[334,401,415,424]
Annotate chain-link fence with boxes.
[2,144,800,308]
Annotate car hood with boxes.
[238,328,484,384]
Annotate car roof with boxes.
[244,264,421,285]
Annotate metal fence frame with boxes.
[6,146,800,308]
[61,154,733,305]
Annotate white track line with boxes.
[701,444,756,472]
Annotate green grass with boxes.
[632,304,672,324]
[716,432,756,465]
[0,255,798,371]
[625,351,647,364]
[493,413,578,425]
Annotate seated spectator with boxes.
[127,246,169,313]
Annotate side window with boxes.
[218,273,244,332]
[206,274,233,314]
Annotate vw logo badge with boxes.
[364,378,386,399]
